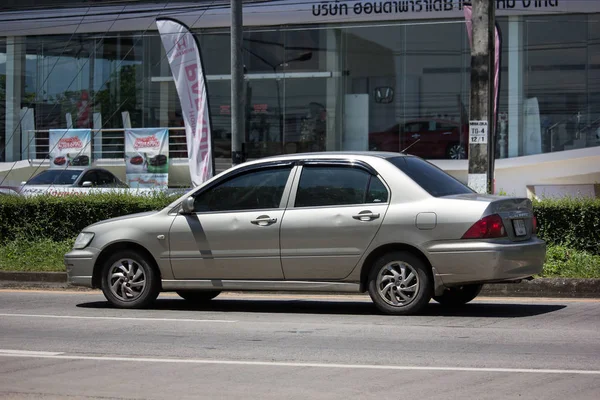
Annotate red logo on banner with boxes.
[133,135,160,150]
[57,137,83,151]
[176,37,187,51]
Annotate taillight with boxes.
[462,214,507,239]
[532,215,538,234]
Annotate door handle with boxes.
[353,211,380,221]
[251,215,278,226]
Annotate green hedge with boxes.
[0,193,176,244]
[1,193,599,256]
[533,198,600,256]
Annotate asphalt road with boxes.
[0,290,599,400]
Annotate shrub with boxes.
[0,192,177,244]
[533,197,600,256]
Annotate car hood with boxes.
[87,211,159,229]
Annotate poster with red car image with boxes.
[48,129,92,168]
[125,128,169,188]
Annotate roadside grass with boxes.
[0,239,74,272]
[540,245,600,279]
[1,240,599,278]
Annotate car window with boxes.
[26,170,83,185]
[80,171,99,186]
[193,167,292,212]
[295,166,378,207]
[405,123,423,133]
[366,177,389,203]
[97,171,117,187]
[387,156,474,197]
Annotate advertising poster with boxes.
[48,129,92,168]
[125,128,169,188]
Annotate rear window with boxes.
[387,156,474,197]
[26,170,82,185]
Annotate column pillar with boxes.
[4,37,25,162]
[323,28,342,151]
[508,16,524,158]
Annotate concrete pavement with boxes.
[0,290,599,399]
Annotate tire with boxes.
[100,250,160,309]
[433,284,483,307]
[176,290,221,303]
[367,251,432,315]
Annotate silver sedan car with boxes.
[65,152,546,315]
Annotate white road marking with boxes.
[0,313,236,323]
[0,349,63,356]
[0,352,598,375]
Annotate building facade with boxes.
[1,0,600,196]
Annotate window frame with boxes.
[289,162,390,209]
[188,163,297,214]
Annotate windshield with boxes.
[26,170,82,185]
[387,156,474,197]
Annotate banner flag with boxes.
[157,17,213,187]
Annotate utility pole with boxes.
[467,0,495,194]
[231,0,245,166]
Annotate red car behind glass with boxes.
[369,119,469,160]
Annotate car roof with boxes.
[253,151,407,164]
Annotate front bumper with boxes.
[426,237,546,287]
[64,247,101,287]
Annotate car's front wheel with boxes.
[176,290,221,303]
[433,284,483,306]
[367,251,432,315]
[100,250,160,309]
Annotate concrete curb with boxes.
[1,271,599,298]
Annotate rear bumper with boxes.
[64,248,101,287]
[426,237,546,287]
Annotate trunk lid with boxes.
[444,193,535,241]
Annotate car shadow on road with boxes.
[77,297,567,318]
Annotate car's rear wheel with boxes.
[367,251,432,315]
[100,250,160,309]
[433,284,483,306]
[176,290,221,303]
[446,143,466,160]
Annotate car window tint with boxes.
[97,171,116,186]
[80,171,98,186]
[295,166,371,207]
[366,177,389,203]
[194,167,292,212]
[388,156,474,197]
[26,170,83,185]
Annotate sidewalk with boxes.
[1,271,599,298]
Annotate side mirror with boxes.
[82,181,93,188]
[181,196,195,214]
[20,181,27,186]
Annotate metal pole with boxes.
[467,0,495,194]
[231,0,245,166]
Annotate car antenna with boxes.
[400,139,421,154]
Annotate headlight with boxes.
[73,232,95,249]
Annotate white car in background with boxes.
[18,167,189,197]
[19,167,130,197]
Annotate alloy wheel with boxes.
[108,259,146,302]
[376,261,420,307]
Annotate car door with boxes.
[169,164,296,280]
[280,161,390,280]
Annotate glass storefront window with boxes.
[2,13,600,165]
